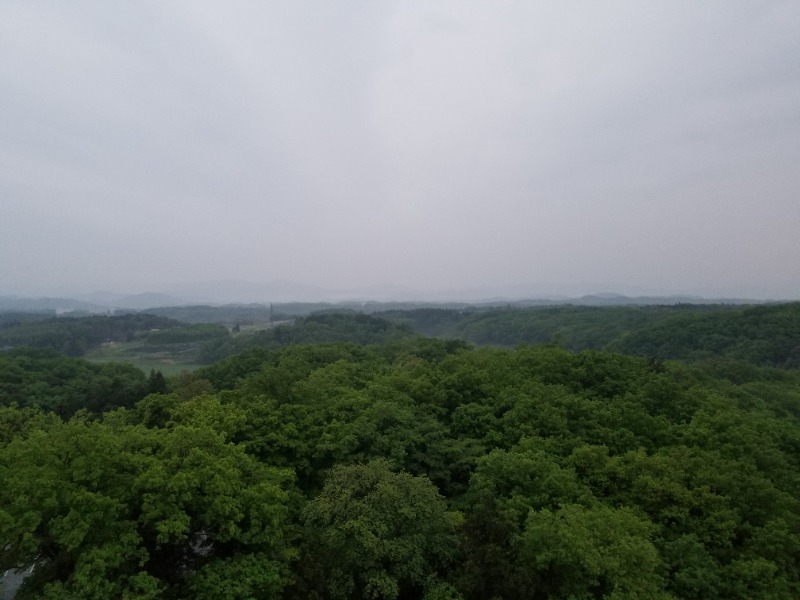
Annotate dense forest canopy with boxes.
[4,302,799,368]
[1,304,799,599]
[379,302,800,367]
[0,314,184,357]
[197,313,417,364]
[0,349,156,418]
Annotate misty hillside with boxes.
[380,303,800,368]
[3,302,799,371]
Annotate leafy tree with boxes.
[518,503,667,599]
[147,369,168,394]
[0,412,294,599]
[296,460,460,600]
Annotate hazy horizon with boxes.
[2,2,799,301]
[2,277,795,306]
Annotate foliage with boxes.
[0,314,183,356]
[0,405,294,599]
[2,304,800,599]
[0,348,148,417]
[296,460,459,600]
[519,503,667,599]
[610,302,800,367]
[381,302,800,368]
[197,313,417,363]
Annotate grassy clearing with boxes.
[85,340,203,375]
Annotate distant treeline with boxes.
[136,303,800,369]
[2,303,800,370]
[137,301,475,325]
[379,303,800,368]
[0,311,53,329]
[196,312,416,363]
[0,313,183,356]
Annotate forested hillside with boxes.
[610,303,800,367]
[0,312,417,372]
[196,313,417,363]
[2,305,800,599]
[0,349,154,418]
[382,302,800,368]
[1,306,800,598]
[5,303,799,372]
[0,314,184,356]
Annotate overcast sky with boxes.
[1,1,799,300]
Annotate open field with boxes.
[84,340,203,375]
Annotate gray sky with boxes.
[2,1,799,300]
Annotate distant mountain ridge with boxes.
[73,292,186,310]
[0,296,106,313]
[167,279,330,304]
[0,286,766,316]
[568,294,753,306]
